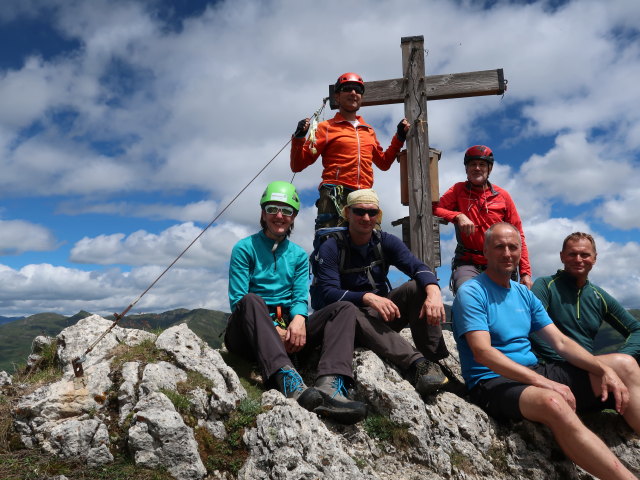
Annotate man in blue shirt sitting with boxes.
[453,222,640,480]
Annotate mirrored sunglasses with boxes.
[264,204,295,216]
[338,83,364,95]
[351,207,379,217]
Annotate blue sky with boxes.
[0,0,639,317]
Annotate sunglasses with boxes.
[264,204,295,216]
[351,207,379,217]
[338,83,364,95]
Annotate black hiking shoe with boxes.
[409,359,449,396]
[313,375,367,425]
[272,365,322,411]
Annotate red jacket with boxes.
[290,112,403,190]
[432,181,531,276]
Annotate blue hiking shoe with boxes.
[313,375,367,425]
[273,365,322,411]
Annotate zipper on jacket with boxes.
[355,125,362,187]
[576,287,582,319]
[271,240,280,272]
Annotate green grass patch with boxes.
[158,389,191,415]
[12,340,63,387]
[487,443,509,474]
[195,397,264,476]
[449,450,474,472]
[177,370,215,395]
[363,414,412,449]
[0,451,174,480]
[107,339,171,372]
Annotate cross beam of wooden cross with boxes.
[329,68,505,109]
[328,36,506,269]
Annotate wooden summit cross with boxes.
[329,35,506,269]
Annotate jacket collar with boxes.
[332,112,371,129]
[464,180,497,195]
[555,269,590,289]
[259,229,288,248]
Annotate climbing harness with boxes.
[72,97,330,378]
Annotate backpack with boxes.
[309,227,390,311]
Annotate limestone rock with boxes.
[118,361,139,424]
[56,314,156,376]
[0,370,12,386]
[156,324,246,417]
[129,391,206,480]
[47,418,113,467]
[14,360,113,449]
[8,319,639,480]
[240,390,374,480]
[27,335,55,370]
[139,361,187,396]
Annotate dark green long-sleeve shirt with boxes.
[530,270,640,362]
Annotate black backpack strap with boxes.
[337,230,390,292]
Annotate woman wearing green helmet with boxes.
[258,181,301,239]
[225,181,367,424]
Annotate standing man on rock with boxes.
[531,232,640,366]
[433,145,532,293]
[291,72,409,229]
[311,189,450,396]
[225,181,367,424]
[453,222,640,480]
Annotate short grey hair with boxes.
[484,222,520,249]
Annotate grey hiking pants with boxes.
[354,280,449,371]
[224,293,358,382]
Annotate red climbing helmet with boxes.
[464,145,494,166]
[335,72,365,93]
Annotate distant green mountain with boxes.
[0,312,88,373]
[0,315,24,325]
[112,308,229,349]
[595,309,640,354]
[0,309,229,374]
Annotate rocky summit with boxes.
[2,314,639,479]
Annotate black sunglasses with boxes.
[338,83,364,95]
[351,207,379,217]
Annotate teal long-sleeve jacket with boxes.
[228,231,309,319]
[530,270,640,362]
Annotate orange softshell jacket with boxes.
[291,112,404,191]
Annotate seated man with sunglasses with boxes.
[225,181,367,424]
[311,189,450,395]
[291,72,409,229]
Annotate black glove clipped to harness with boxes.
[397,120,408,142]
[294,119,309,138]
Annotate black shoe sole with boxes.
[313,391,368,424]
[415,376,449,396]
[314,404,368,425]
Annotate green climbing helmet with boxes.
[259,181,301,212]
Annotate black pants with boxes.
[225,293,358,382]
[353,281,449,370]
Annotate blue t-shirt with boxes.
[452,273,552,388]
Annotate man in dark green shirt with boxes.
[531,232,640,366]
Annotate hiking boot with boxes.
[272,365,323,411]
[409,359,449,396]
[313,375,368,425]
